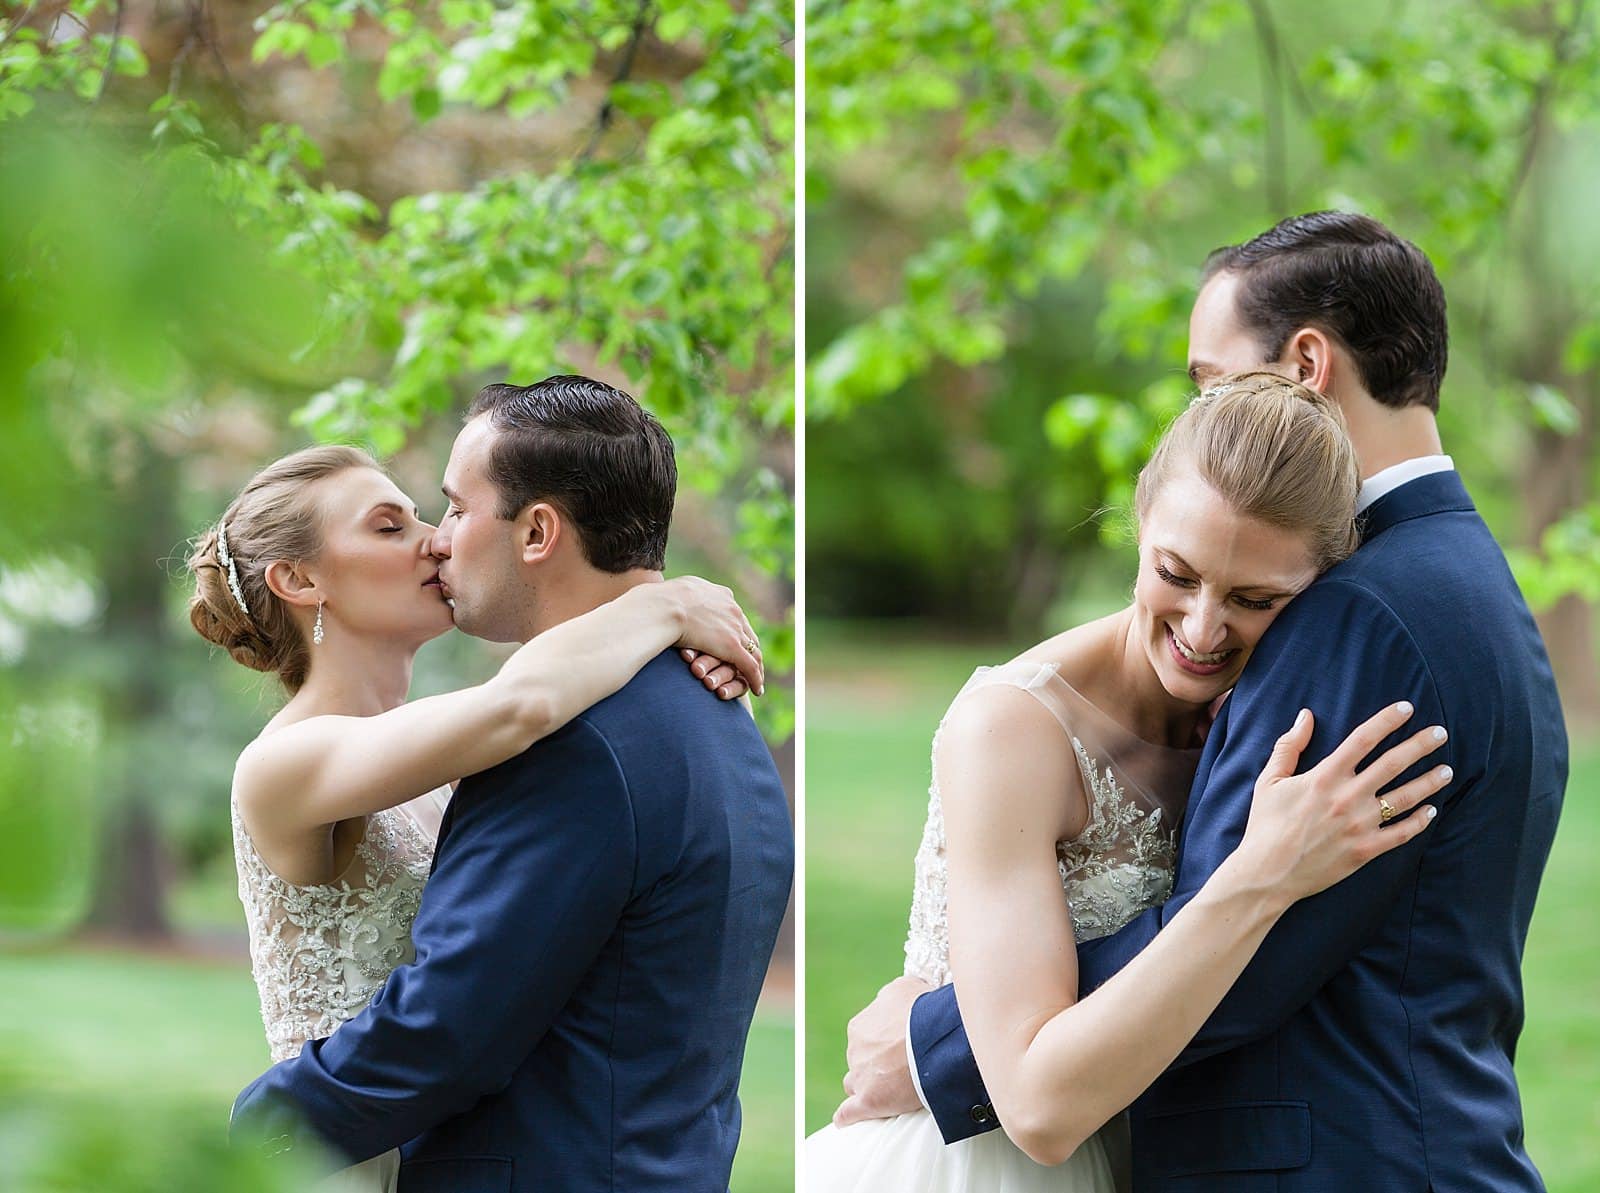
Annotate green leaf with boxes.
[1528,383,1580,436]
[305,31,343,70]
[411,86,442,122]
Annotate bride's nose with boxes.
[1181,604,1228,654]
[416,521,440,554]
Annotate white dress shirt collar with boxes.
[1357,454,1454,514]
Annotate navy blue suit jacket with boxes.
[233,651,794,1192]
[910,472,1565,1190]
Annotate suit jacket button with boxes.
[969,1103,991,1124]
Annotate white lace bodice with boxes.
[231,792,446,1062]
[904,660,1198,985]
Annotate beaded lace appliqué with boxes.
[903,678,1179,986]
[231,799,435,1062]
[1054,739,1175,942]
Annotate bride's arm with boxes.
[236,576,760,835]
[943,696,1445,1166]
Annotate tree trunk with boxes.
[80,432,179,941]
[1521,379,1600,729]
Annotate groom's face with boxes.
[433,416,533,643]
[1187,271,1291,389]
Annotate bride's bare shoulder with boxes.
[937,670,1092,840]
[1010,609,1122,693]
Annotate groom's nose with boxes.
[429,522,451,558]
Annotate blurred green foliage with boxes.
[0,0,795,956]
[2,0,794,731]
[806,0,1600,641]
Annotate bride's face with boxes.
[1132,468,1319,706]
[301,467,454,645]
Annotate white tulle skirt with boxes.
[805,1108,1126,1193]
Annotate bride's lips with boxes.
[1165,623,1237,677]
[425,571,456,608]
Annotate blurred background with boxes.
[804,0,1600,1186]
[0,1,793,1189]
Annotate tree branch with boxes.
[574,0,654,168]
[0,2,41,51]
[1245,0,1289,214]
[1501,0,1588,222]
[199,0,250,121]
[91,0,123,105]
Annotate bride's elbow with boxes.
[1002,1108,1093,1168]
[510,687,559,746]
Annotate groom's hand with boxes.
[833,975,932,1126]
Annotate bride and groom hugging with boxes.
[808,213,1565,1192]
[189,375,794,1192]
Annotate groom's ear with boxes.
[1280,326,1336,396]
[518,501,564,565]
[263,560,319,608]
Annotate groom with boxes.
[841,214,1566,1190]
[233,375,795,1190]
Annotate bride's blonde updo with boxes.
[1134,372,1361,572]
[187,444,381,692]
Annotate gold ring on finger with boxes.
[743,635,759,653]
[1378,796,1398,824]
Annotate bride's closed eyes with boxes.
[1152,559,1283,612]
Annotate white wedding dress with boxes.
[806,660,1198,1192]
[232,786,451,1193]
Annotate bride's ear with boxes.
[264,560,321,608]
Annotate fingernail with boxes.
[1296,708,1309,726]
[1432,726,1447,742]
[1438,766,1452,780]
[1426,806,1437,820]
[1395,701,1413,716]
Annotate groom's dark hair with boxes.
[467,375,675,573]
[1203,211,1449,411]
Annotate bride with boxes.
[187,443,761,1190]
[806,374,1450,1190]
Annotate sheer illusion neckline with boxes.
[996,657,1204,757]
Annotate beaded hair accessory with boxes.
[215,522,252,619]
[1190,378,1240,407]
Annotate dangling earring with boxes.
[313,599,325,646]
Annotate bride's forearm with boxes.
[236,584,687,836]
[1000,853,1290,1164]
[487,582,685,744]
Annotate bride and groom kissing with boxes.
[809,212,1565,1192]
[192,375,794,1191]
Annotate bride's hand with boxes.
[1237,702,1449,902]
[659,576,764,698]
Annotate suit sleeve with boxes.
[1118,579,1448,1065]
[230,716,635,1165]
[911,578,1451,1139]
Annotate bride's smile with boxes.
[1131,467,1319,710]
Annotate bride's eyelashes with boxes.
[1153,560,1278,612]
[1153,560,1195,589]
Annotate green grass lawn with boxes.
[805,621,1600,1189]
[0,949,793,1192]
